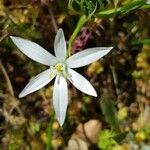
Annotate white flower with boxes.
[10,29,113,126]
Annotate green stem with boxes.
[46,111,55,150]
[110,65,120,96]
[95,0,148,18]
[67,15,87,57]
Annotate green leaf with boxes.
[130,38,150,45]
[119,0,146,15]
[100,94,120,131]
[69,0,97,15]
[95,0,147,18]
[68,0,109,16]
[95,8,120,18]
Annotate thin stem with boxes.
[110,65,120,96]
[46,110,55,150]
[0,61,14,97]
[67,15,87,57]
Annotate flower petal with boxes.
[53,75,68,126]
[54,29,66,61]
[68,68,97,97]
[67,47,113,68]
[10,36,57,66]
[19,69,56,98]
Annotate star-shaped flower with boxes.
[10,29,113,126]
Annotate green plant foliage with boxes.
[96,0,147,18]
[98,129,117,150]
[100,95,120,131]
[131,39,150,45]
[113,132,128,143]
[68,0,111,16]
[119,0,146,15]
[142,123,150,137]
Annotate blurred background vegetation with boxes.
[0,0,150,149]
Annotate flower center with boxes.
[55,63,65,73]
[50,63,67,78]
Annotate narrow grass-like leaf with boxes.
[130,38,150,45]
[119,0,146,15]
[100,94,120,131]
[96,0,146,18]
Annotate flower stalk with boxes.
[46,111,55,150]
[67,15,87,57]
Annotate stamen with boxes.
[55,63,64,72]
[54,63,67,77]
